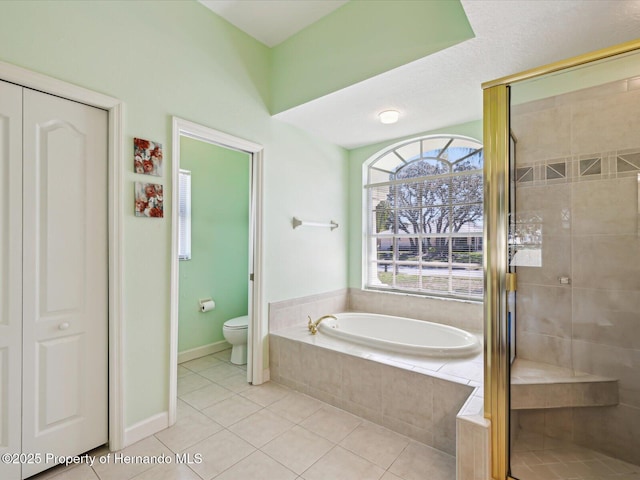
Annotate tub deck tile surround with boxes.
[271,324,483,384]
[348,288,483,334]
[270,325,479,456]
[269,289,349,332]
[268,288,485,476]
[456,385,489,480]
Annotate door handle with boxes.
[58,322,70,330]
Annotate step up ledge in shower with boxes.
[511,359,618,410]
[511,379,619,409]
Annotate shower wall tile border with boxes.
[515,148,640,187]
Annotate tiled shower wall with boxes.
[511,76,640,463]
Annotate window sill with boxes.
[362,286,483,305]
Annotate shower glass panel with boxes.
[508,50,640,480]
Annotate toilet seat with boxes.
[223,315,248,330]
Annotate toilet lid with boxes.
[224,315,248,329]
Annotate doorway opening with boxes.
[168,118,264,426]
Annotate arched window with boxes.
[364,135,483,300]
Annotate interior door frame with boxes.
[0,60,126,451]
[168,117,264,426]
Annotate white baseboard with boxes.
[262,368,270,383]
[178,340,231,364]
[123,411,168,447]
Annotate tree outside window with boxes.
[365,136,483,299]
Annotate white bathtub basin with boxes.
[318,312,480,357]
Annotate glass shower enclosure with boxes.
[484,41,640,480]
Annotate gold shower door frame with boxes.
[482,38,640,480]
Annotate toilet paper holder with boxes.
[199,298,216,312]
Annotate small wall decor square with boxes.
[134,182,163,218]
[134,137,163,176]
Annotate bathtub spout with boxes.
[307,315,337,335]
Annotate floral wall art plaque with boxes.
[134,182,164,218]
[134,137,163,176]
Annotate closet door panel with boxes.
[0,80,23,480]
[37,118,86,313]
[22,89,108,478]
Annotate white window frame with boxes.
[363,135,484,300]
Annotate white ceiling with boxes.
[203,0,640,149]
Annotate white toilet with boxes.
[222,315,249,365]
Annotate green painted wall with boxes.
[178,137,249,353]
[0,0,349,427]
[270,0,474,114]
[0,0,486,433]
[347,119,483,288]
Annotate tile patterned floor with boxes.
[32,350,455,480]
[512,432,640,480]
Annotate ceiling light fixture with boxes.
[378,110,399,124]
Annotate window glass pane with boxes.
[370,184,392,206]
[396,208,423,234]
[421,178,450,207]
[371,207,393,234]
[451,172,483,204]
[396,158,448,179]
[423,206,450,234]
[421,268,451,294]
[375,237,394,260]
[393,181,421,208]
[451,271,483,298]
[395,268,420,291]
[442,146,480,163]
[369,167,392,184]
[370,185,392,225]
[452,236,483,267]
[372,152,404,173]
[397,236,420,261]
[396,142,421,162]
[450,138,483,150]
[371,262,393,287]
[452,205,483,234]
[453,149,483,171]
[422,236,449,264]
[422,138,449,157]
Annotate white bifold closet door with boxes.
[0,80,108,479]
[0,79,24,480]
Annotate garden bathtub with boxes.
[318,312,480,357]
